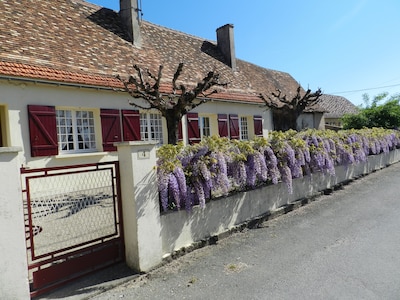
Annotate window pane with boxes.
[140,113,163,144]
[200,116,210,139]
[150,113,163,144]
[56,109,96,153]
[57,110,74,151]
[140,113,149,141]
[240,117,248,140]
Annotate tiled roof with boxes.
[318,94,359,118]
[0,0,303,105]
[0,61,123,88]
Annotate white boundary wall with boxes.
[0,147,30,299]
[160,149,400,257]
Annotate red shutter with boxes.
[28,105,58,157]
[122,109,141,141]
[178,120,183,142]
[218,114,228,137]
[229,114,239,139]
[100,109,122,152]
[187,113,200,144]
[254,115,263,136]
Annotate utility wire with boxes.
[328,83,400,95]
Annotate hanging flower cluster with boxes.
[157,128,400,212]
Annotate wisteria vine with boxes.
[157,128,400,212]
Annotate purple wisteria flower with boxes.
[193,180,206,208]
[157,128,400,211]
[255,151,268,182]
[245,154,257,188]
[215,152,230,195]
[168,173,181,209]
[173,167,187,207]
[157,169,169,211]
[279,164,293,194]
[264,146,280,184]
[192,145,209,160]
[185,187,195,211]
[234,161,247,188]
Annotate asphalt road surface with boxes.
[92,162,400,299]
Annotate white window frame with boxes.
[199,116,211,139]
[56,108,97,154]
[140,112,163,145]
[240,116,249,140]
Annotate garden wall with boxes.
[160,149,400,257]
[0,147,30,299]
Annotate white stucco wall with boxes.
[0,147,30,299]
[0,80,273,169]
[297,112,325,130]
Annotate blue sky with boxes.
[89,0,400,106]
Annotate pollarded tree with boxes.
[117,63,227,145]
[259,86,322,131]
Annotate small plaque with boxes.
[138,150,150,159]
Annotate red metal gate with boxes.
[21,162,124,297]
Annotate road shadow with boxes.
[33,262,138,300]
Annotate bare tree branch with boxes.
[117,62,227,144]
[259,85,323,131]
[172,62,184,92]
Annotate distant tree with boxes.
[117,63,226,145]
[259,86,322,131]
[342,92,400,129]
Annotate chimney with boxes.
[119,0,142,47]
[216,24,236,71]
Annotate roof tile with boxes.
[318,94,359,118]
[0,0,303,105]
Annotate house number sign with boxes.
[137,149,150,159]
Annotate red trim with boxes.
[187,112,200,144]
[218,114,228,137]
[100,109,122,151]
[229,114,239,139]
[122,109,141,141]
[28,105,58,157]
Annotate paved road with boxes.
[43,162,400,300]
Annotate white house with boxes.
[0,0,324,169]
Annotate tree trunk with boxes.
[165,111,181,145]
[273,109,298,131]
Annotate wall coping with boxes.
[115,141,158,147]
[0,146,22,154]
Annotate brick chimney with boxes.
[216,24,236,71]
[119,0,142,47]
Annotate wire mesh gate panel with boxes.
[21,162,124,297]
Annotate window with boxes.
[140,113,163,144]
[28,105,142,157]
[199,116,210,139]
[56,109,96,153]
[240,116,249,140]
